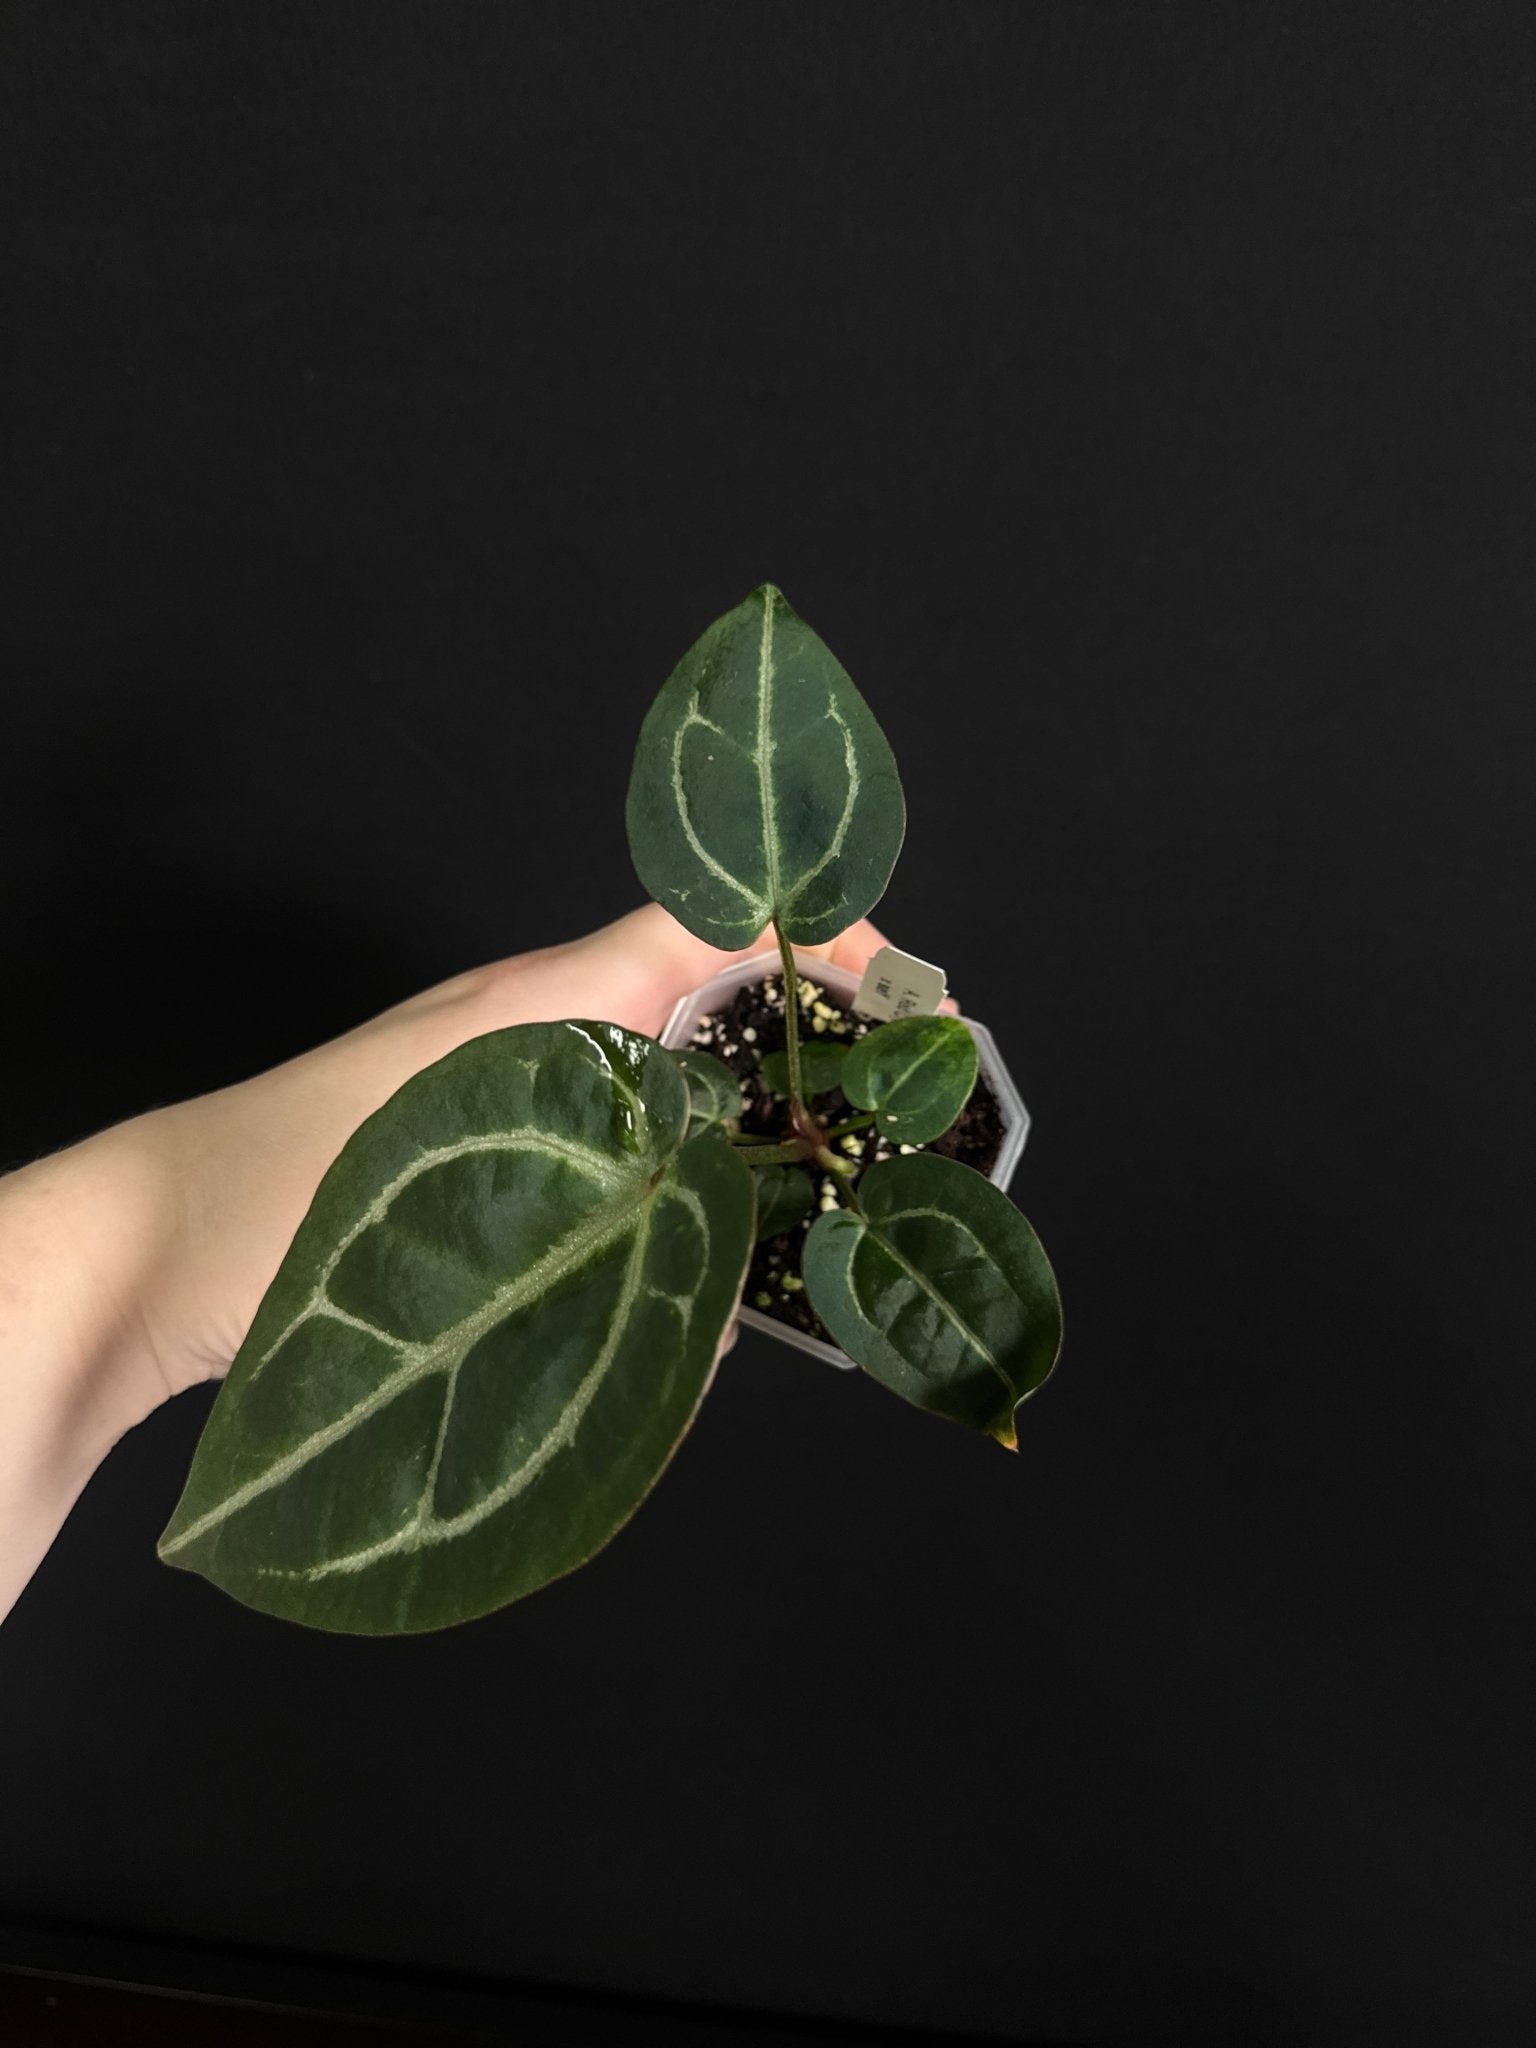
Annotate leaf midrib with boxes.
[252,1126,632,1381]
[756,585,781,910]
[854,1027,962,1119]
[264,1198,662,1584]
[855,1210,1016,1406]
[160,1168,660,1558]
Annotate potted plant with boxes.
[158,586,1063,1634]
[657,948,1031,1370]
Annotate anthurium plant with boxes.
[159,587,1063,1633]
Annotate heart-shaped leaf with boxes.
[158,1021,753,1635]
[752,1162,817,1242]
[843,1014,978,1144]
[674,1047,742,1136]
[758,1039,850,1098]
[626,584,906,948]
[801,1153,1061,1448]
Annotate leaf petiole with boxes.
[820,1113,877,1142]
[773,920,806,1115]
[730,1139,811,1167]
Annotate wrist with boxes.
[0,1121,180,1618]
[1,1117,180,1455]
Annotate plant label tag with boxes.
[852,945,949,1022]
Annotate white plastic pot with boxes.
[660,949,1031,1370]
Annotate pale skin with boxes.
[0,904,913,1624]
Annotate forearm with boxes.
[0,1126,174,1622]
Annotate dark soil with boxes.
[686,972,1004,1345]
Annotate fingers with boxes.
[600,903,782,986]
[811,917,890,974]
[599,903,889,982]
[588,902,742,983]
[584,902,956,1022]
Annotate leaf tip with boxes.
[988,1417,1020,1453]
[748,580,794,618]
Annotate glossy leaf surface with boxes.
[752,1163,816,1242]
[758,1039,849,1098]
[843,1014,978,1144]
[802,1154,1060,1447]
[626,585,906,947]
[159,1022,753,1634]
[674,1048,741,1136]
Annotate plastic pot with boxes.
[660,948,1031,1370]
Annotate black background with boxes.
[1,4,1531,2043]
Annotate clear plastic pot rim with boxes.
[660,948,1031,1372]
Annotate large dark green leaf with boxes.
[842,1014,978,1144]
[758,1039,849,1098]
[801,1154,1061,1448]
[625,584,906,947]
[158,1021,753,1635]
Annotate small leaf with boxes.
[801,1154,1061,1447]
[158,1022,753,1635]
[752,1163,816,1242]
[843,1014,978,1144]
[674,1047,742,1136]
[758,1039,850,1098]
[625,584,906,948]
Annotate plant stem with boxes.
[820,1113,877,1142]
[773,920,805,1113]
[731,1140,809,1167]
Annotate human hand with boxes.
[101,904,899,1415]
